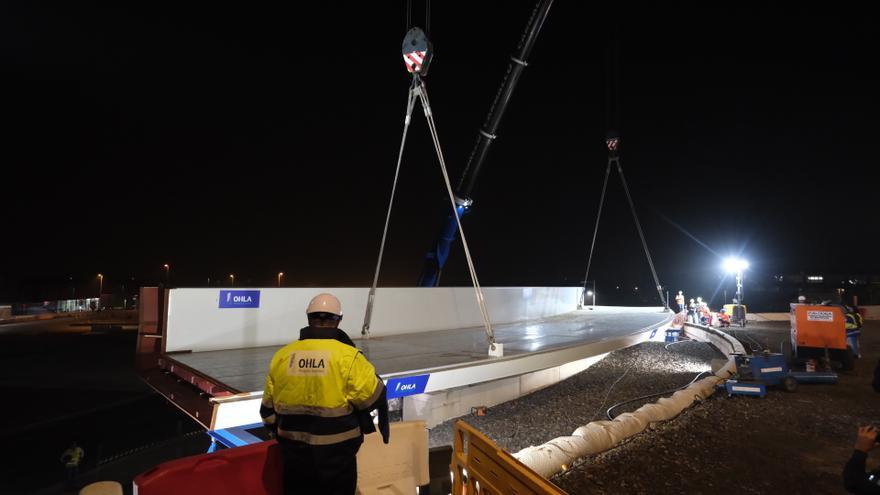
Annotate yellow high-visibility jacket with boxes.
[260,327,385,446]
[61,447,84,467]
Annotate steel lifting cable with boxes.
[614,158,666,308]
[580,160,612,306]
[362,79,419,337]
[416,79,495,345]
[362,76,494,346]
[579,156,666,309]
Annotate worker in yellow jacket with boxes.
[60,441,84,489]
[261,293,387,495]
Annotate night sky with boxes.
[2,2,877,303]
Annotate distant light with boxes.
[586,290,594,296]
[807,275,823,282]
[722,257,749,273]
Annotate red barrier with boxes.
[133,440,282,495]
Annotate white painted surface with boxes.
[165,287,580,353]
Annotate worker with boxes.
[675,291,685,313]
[717,308,731,328]
[687,298,696,323]
[260,293,389,495]
[60,441,84,489]
[699,304,712,326]
[843,425,880,494]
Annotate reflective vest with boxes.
[261,327,385,446]
[62,447,84,467]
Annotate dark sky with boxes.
[1,2,877,302]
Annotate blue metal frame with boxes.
[206,422,267,452]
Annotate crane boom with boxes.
[417,0,554,287]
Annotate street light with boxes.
[277,272,284,287]
[229,274,235,286]
[163,264,170,283]
[722,257,749,304]
[586,289,596,308]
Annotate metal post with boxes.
[736,270,744,304]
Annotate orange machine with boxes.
[791,304,846,351]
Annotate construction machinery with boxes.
[724,351,838,398]
[790,303,859,370]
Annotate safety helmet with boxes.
[307,293,342,316]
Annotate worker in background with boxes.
[699,303,712,326]
[687,298,696,323]
[675,291,685,313]
[717,308,731,328]
[261,293,389,495]
[843,425,880,494]
[60,441,84,489]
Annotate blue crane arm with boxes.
[417,0,554,287]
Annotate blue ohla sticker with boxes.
[219,290,260,308]
[385,374,430,399]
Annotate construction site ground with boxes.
[430,320,880,494]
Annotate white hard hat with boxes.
[307,293,342,316]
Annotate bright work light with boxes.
[722,257,749,273]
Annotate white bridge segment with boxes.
[165,287,580,353]
[195,305,672,430]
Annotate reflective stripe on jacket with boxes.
[260,327,385,446]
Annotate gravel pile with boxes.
[428,339,723,452]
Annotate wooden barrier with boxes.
[451,420,567,495]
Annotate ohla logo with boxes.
[227,293,252,304]
[219,290,260,308]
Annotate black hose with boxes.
[606,371,713,421]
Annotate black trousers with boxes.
[278,437,361,495]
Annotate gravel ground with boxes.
[428,339,724,452]
[429,321,880,494]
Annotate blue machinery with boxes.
[724,352,837,398]
[417,0,554,287]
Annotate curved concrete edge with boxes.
[511,322,742,479]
